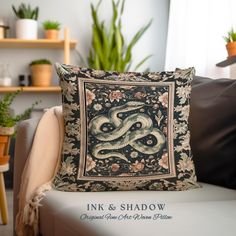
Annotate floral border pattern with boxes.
[53,64,199,191]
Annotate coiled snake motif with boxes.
[88,101,166,162]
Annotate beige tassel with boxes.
[15,182,52,236]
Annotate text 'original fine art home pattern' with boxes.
[54,64,199,191]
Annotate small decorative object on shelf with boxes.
[0,19,9,39]
[0,91,38,165]
[28,75,32,86]
[12,3,39,39]
[18,75,26,86]
[0,64,12,87]
[29,59,52,87]
[42,20,61,40]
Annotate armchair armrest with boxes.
[13,118,40,228]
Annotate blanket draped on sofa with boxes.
[15,106,64,236]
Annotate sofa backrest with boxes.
[190,76,236,189]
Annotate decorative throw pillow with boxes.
[53,64,199,191]
[190,76,236,189]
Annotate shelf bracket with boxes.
[64,27,70,64]
[216,55,236,67]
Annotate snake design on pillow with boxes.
[88,101,166,162]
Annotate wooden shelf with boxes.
[0,38,77,49]
[216,55,236,67]
[0,86,61,93]
[0,28,73,96]
[0,28,76,64]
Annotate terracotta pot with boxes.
[30,64,52,87]
[0,136,8,156]
[45,30,59,40]
[0,155,10,165]
[0,126,13,165]
[226,42,236,57]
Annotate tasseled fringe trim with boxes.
[15,182,52,236]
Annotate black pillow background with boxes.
[189,76,236,189]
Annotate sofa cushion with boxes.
[190,76,236,189]
[52,201,236,236]
[54,64,199,191]
[39,183,236,236]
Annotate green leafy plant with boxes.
[0,91,39,127]
[87,0,152,72]
[223,28,236,43]
[29,59,52,66]
[12,3,39,20]
[42,20,61,30]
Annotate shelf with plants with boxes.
[0,3,77,93]
[0,28,75,92]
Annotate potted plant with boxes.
[87,0,152,72]
[0,91,38,164]
[29,59,52,87]
[223,28,236,57]
[42,20,61,40]
[12,3,39,39]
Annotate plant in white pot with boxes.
[42,20,61,40]
[12,3,39,39]
[30,59,52,87]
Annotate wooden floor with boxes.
[0,189,13,236]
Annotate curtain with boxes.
[165,0,236,78]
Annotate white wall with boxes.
[0,0,169,115]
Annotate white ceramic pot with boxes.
[15,19,38,39]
